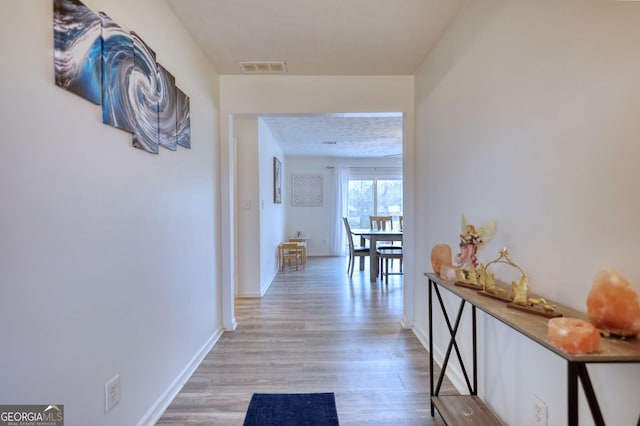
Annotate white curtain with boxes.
[329,167,349,256]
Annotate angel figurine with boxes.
[455,215,496,270]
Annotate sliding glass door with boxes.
[346,169,402,228]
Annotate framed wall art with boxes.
[273,157,282,204]
[291,174,323,207]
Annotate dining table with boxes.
[349,228,403,282]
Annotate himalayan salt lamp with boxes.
[548,317,601,354]
[440,264,458,281]
[586,268,640,337]
[431,244,452,274]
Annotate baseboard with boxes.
[236,272,275,298]
[412,323,429,350]
[260,276,273,296]
[412,325,468,394]
[237,291,263,298]
[400,315,412,329]
[137,328,224,426]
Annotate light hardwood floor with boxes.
[157,256,452,425]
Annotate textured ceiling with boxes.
[165,0,463,157]
[261,114,403,158]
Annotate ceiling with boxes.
[165,0,464,157]
[261,113,403,158]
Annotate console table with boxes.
[425,272,640,426]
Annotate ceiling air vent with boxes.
[238,61,288,74]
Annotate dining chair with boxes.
[377,247,403,284]
[369,215,393,231]
[343,217,369,277]
[370,215,400,270]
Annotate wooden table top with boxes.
[425,272,640,363]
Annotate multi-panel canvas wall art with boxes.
[53,0,102,105]
[131,31,160,154]
[100,12,135,134]
[157,64,177,151]
[52,0,191,154]
[176,88,191,149]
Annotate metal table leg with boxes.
[568,362,578,426]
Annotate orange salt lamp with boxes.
[586,268,640,337]
[431,244,452,274]
[548,317,601,354]
[440,264,458,281]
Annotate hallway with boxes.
[157,257,450,425]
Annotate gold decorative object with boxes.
[477,263,486,287]
[467,269,478,285]
[485,248,527,282]
[478,248,562,318]
[455,266,484,290]
[527,297,547,306]
[478,248,525,302]
[497,288,509,298]
[511,276,529,306]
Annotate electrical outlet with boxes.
[532,394,547,426]
[105,375,121,413]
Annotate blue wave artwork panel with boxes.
[176,87,191,149]
[100,12,135,134]
[131,31,159,154]
[157,64,177,151]
[53,0,102,105]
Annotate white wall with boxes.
[235,118,261,296]
[285,156,402,257]
[258,120,286,294]
[233,117,286,297]
[412,1,640,425]
[0,1,221,425]
[220,75,417,326]
[284,158,333,256]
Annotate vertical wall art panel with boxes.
[53,0,102,105]
[130,31,159,154]
[176,87,191,149]
[274,157,282,204]
[157,64,177,151]
[100,12,135,134]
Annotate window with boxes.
[346,168,402,228]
